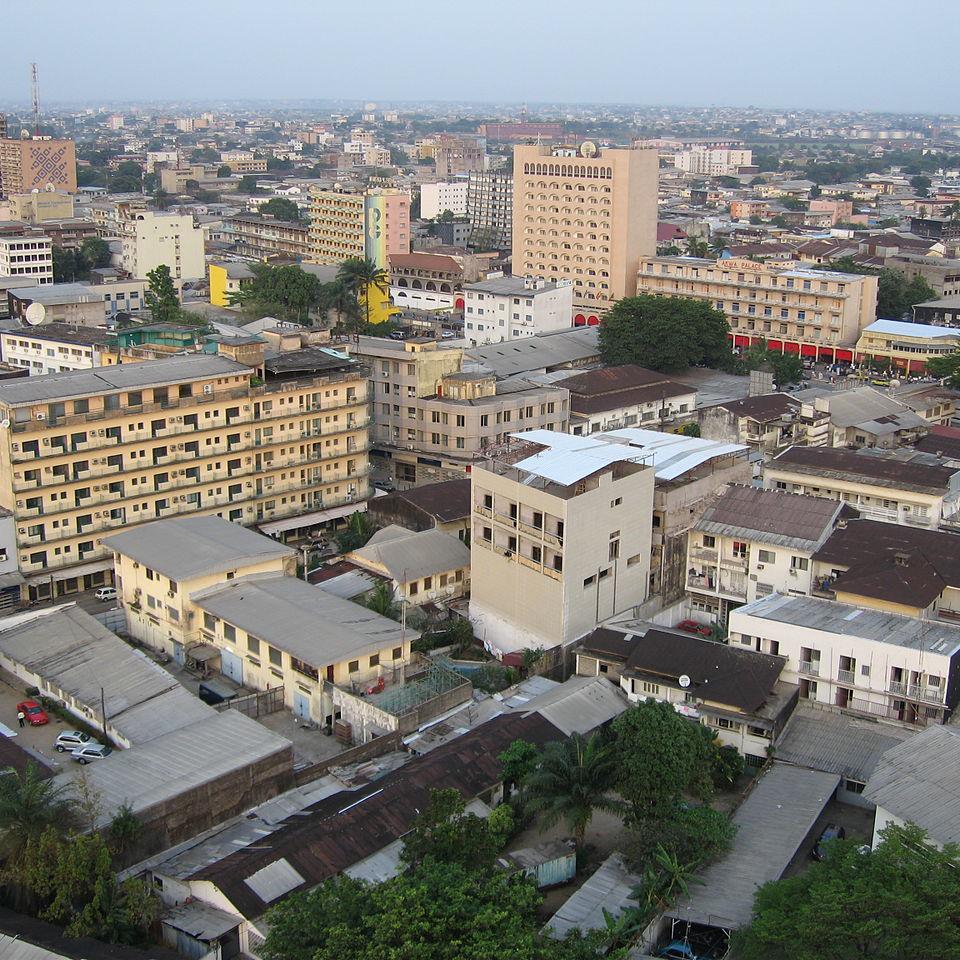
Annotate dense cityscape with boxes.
[0,12,959,960]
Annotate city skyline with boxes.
[2,0,958,115]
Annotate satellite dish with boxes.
[24,303,45,326]
[0,420,10,430]
[678,674,692,689]
[580,141,598,158]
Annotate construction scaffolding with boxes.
[367,660,468,717]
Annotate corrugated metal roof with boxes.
[349,525,471,583]
[545,852,642,939]
[104,515,295,581]
[0,933,63,960]
[466,327,599,378]
[865,319,960,340]
[162,902,241,941]
[520,675,628,736]
[864,724,960,845]
[667,764,840,930]
[243,858,306,904]
[602,428,748,481]
[507,430,651,485]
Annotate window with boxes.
[423,576,433,590]
[245,633,258,654]
[790,556,809,571]
[392,646,402,659]
[223,623,237,642]
[348,660,359,673]
[702,535,716,548]
[269,646,282,668]
[732,541,747,558]
[583,574,596,588]
[409,581,419,596]
[203,613,217,631]
[369,654,380,668]
[757,549,776,564]
[642,681,660,695]
[844,779,866,795]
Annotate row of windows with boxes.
[522,164,613,179]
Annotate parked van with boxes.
[94,586,117,602]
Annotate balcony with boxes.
[720,555,748,570]
[798,661,820,676]
[687,575,716,591]
[475,504,493,519]
[837,668,855,685]
[689,547,718,563]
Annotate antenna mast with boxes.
[31,63,40,136]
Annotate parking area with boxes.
[783,798,874,877]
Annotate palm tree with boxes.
[523,732,621,849]
[365,580,400,620]
[684,236,710,258]
[319,280,362,337]
[0,763,77,861]
[709,234,728,257]
[337,257,390,332]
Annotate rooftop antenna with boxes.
[31,63,39,136]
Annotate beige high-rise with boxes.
[512,145,659,317]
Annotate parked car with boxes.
[441,330,457,339]
[16,699,49,726]
[658,942,698,960]
[94,586,118,602]
[676,619,713,639]
[71,744,113,764]
[55,730,96,753]
[812,823,846,860]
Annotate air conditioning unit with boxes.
[789,569,798,577]
[756,563,764,570]
[36,413,45,421]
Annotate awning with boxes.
[186,643,221,663]
[0,572,25,590]
[25,559,110,584]
[258,502,365,536]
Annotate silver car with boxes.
[71,744,113,764]
[55,730,95,753]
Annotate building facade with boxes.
[470,431,655,655]
[675,147,753,176]
[0,324,113,376]
[0,232,53,285]
[512,144,659,317]
[462,275,573,345]
[0,138,77,196]
[221,214,311,260]
[636,256,879,363]
[120,211,205,284]
[855,319,960,374]
[0,353,371,600]
[420,181,469,220]
[467,171,513,250]
[308,188,410,266]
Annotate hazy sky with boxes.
[2,1,957,114]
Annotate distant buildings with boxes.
[470,430,655,654]
[462,275,573,345]
[0,137,77,196]
[856,319,960,374]
[467,170,513,250]
[675,146,753,177]
[512,145,659,318]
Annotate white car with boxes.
[71,744,113,764]
[94,586,117,602]
[55,730,96,753]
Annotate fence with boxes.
[93,607,127,634]
[215,686,285,719]
[293,730,402,786]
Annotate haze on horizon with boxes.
[2,0,957,116]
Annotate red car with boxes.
[676,620,713,639]
[16,699,49,726]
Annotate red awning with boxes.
[835,349,853,362]
[800,343,817,356]
[768,339,782,351]
[783,341,800,353]
[587,315,600,326]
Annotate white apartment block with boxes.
[0,325,112,376]
[0,234,53,285]
[120,211,205,285]
[685,486,844,623]
[729,593,960,729]
[675,147,753,177]
[470,430,655,656]
[420,181,469,220]
[463,276,573,345]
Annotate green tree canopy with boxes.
[742,338,804,389]
[598,295,732,373]
[911,174,932,198]
[499,739,541,802]
[337,257,390,329]
[145,264,183,324]
[217,164,232,178]
[236,175,263,195]
[80,237,112,270]
[734,824,960,960]
[259,197,303,222]
[877,269,936,319]
[232,263,322,323]
[0,763,77,862]
[612,700,709,821]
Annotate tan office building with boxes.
[352,336,568,486]
[0,138,77,196]
[635,256,879,363]
[512,144,659,318]
[0,353,371,601]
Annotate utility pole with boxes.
[100,686,108,741]
[31,63,40,137]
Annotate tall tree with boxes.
[734,824,960,960]
[318,279,362,335]
[259,197,303,222]
[523,732,620,848]
[337,257,390,330]
[145,264,182,324]
[598,295,732,373]
[80,237,112,270]
[0,763,76,862]
[684,236,710,258]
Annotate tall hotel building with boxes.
[511,144,659,322]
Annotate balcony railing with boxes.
[687,575,715,591]
[689,547,718,563]
[798,661,820,676]
[837,668,855,685]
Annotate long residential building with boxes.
[221,213,311,260]
[0,352,371,601]
[352,336,568,486]
[467,170,513,250]
[635,256,879,363]
[512,144,659,318]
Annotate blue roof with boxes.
[864,319,960,340]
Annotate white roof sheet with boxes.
[243,857,306,903]
[520,675,628,736]
[545,852,642,939]
[604,428,749,481]
[507,430,650,485]
[865,319,960,340]
[349,525,471,583]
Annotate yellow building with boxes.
[0,353,371,601]
[855,319,960,374]
[1,190,75,223]
[636,255,879,364]
[208,262,255,307]
[512,144,659,319]
[105,515,412,727]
